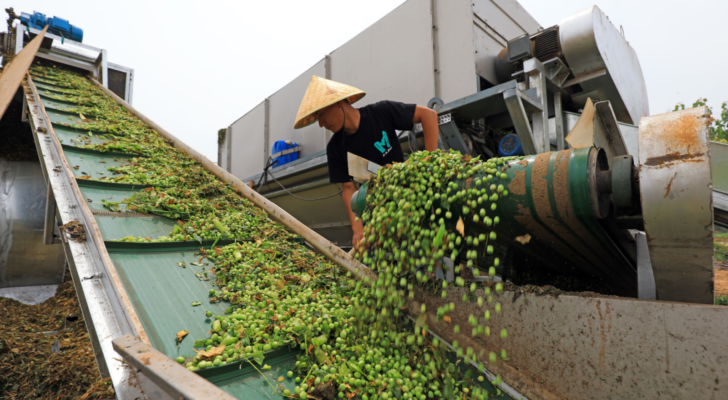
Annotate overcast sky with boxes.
[12,0,728,161]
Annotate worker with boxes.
[294,76,440,248]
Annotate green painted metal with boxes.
[94,214,176,240]
[54,125,111,147]
[31,77,71,88]
[33,79,73,90]
[78,182,143,212]
[36,96,77,111]
[350,182,368,218]
[106,244,229,359]
[45,106,86,126]
[197,347,298,399]
[61,146,136,178]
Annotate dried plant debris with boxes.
[0,270,111,399]
[59,220,86,242]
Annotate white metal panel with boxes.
[268,60,327,160]
[218,134,228,170]
[477,0,541,38]
[329,0,435,108]
[472,23,506,85]
[229,102,265,179]
[559,6,649,124]
[435,0,478,103]
[471,0,541,86]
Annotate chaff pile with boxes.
[0,271,112,399]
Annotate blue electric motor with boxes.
[498,133,524,157]
[20,11,84,43]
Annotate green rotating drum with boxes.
[352,147,637,297]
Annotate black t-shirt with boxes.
[327,100,416,183]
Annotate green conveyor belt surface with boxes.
[33,71,309,400]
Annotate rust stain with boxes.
[517,159,529,167]
[664,172,678,198]
[531,153,551,214]
[596,300,606,372]
[644,152,706,167]
[510,170,527,196]
[664,113,704,150]
[139,354,151,366]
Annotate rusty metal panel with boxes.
[413,287,728,400]
[638,107,714,304]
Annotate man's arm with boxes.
[341,181,364,248]
[413,105,439,152]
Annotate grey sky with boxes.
[12,0,727,161]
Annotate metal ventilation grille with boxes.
[531,26,562,62]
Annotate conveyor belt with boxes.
[24,67,305,399]
[23,66,514,400]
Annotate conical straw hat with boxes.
[294,76,365,129]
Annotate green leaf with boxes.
[339,363,349,377]
[253,350,264,365]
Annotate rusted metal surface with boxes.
[638,107,714,304]
[414,286,728,400]
[0,26,47,120]
[113,334,237,400]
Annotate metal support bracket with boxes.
[523,58,550,153]
[439,119,470,155]
[635,231,657,300]
[542,57,571,87]
[554,92,565,150]
[43,184,56,245]
[94,49,108,87]
[503,89,537,155]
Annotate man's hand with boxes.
[342,181,365,250]
[352,221,364,250]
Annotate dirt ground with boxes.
[715,259,728,297]
[716,235,728,297]
[0,270,114,399]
